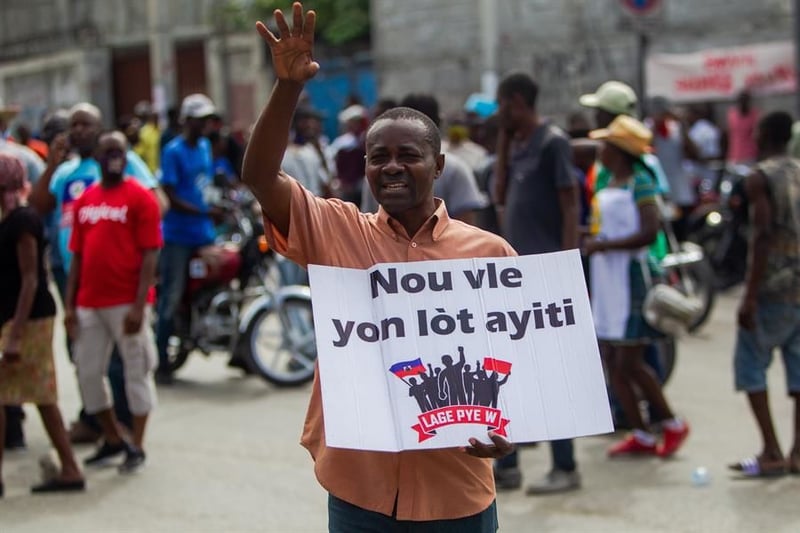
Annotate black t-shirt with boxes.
[503,122,578,254]
[0,206,56,325]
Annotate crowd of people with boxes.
[0,93,232,495]
[1,5,799,532]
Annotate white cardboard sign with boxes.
[308,251,613,452]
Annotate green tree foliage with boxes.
[219,0,370,45]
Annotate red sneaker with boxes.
[607,435,657,457]
[657,422,690,458]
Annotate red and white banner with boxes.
[412,406,510,443]
[646,41,796,102]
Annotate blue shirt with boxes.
[49,150,157,270]
[160,136,216,246]
[213,155,237,184]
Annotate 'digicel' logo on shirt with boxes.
[78,204,129,225]
[389,346,511,442]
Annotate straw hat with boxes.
[589,115,653,157]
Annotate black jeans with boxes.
[495,439,576,472]
[328,495,498,533]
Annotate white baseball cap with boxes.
[338,104,367,123]
[180,93,217,120]
[579,81,638,116]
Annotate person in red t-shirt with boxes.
[64,131,162,474]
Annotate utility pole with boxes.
[636,31,650,107]
[620,0,663,109]
[147,0,176,123]
[479,0,499,97]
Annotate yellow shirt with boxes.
[134,123,160,173]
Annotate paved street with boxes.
[3,288,799,532]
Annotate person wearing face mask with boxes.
[0,153,85,496]
[28,103,165,445]
[65,131,162,474]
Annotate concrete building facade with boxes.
[2,1,795,131]
[371,0,795,120]
[0,0,269,131]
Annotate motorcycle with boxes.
[161,186,318,386]
[657,199,716,332]
[687,163,750,291]
[237,279,317,386]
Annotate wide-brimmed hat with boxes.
[579,81,638,117]
[589,115,653,157]
[0,98,20,122]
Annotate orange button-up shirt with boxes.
[265,181,517,521]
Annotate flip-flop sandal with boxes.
[728,457,787,478]
[30,478,86,494]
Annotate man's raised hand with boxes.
[256,2,319,84]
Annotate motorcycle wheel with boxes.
[164,334,191,373]
[692,229,745,291]
[243,297,317,387]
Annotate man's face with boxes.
[296,116,321,139]
[496,93,523,132]
[738,92,751,111]
[186,116,209,137]
[70,110,101,153]
[365,118,443,217]
[96,134,127,182]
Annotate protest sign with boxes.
[646,41,796,102]
[308,250,613,452]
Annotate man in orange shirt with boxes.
[243,3,516,530]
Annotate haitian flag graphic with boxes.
[389,346,511,442]
[389,358,426,379]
